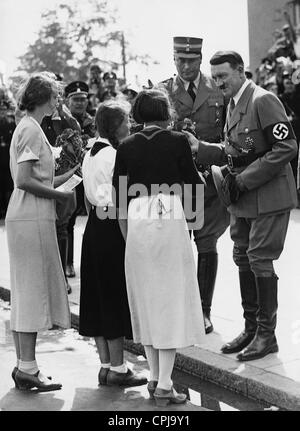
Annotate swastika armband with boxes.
[263,122,296,145]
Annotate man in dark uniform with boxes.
[188,51,297,361]
[65,81,96,278]
[42,86,81,295]
[65,81,96,142]
[160,37,230,334]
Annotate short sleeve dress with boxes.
[5,115,71,332]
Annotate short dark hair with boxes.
[132,89,172,124]
[95,100,130,148]
[210,51,244,70]
[17,72,62,112]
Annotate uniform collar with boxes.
[233,79,251,106]
[180,72,201,91]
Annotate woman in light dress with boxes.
[112,89,206,406]
[6,72,78,391]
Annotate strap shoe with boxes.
[14,370,62,392]
[147,380,158,399]
[106,368,148,387]
[12,367,52,389]
[154,387,187,407]
[98,367,109,386]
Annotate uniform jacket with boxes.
[160,73,227,202]
[160,73,225,142]
[73,111,96,138]
[197,80,297,217]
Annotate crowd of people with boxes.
[253,16,300,188]
[2,23,300,406]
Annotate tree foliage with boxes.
[17,0,156,83]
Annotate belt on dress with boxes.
[91,205,109,212]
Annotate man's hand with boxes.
[182,130,199,154]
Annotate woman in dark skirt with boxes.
[79,100,147,388]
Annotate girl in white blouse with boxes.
[79,100,147,388]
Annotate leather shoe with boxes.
[221,331,255,354]
[154,387,187,407]
[98,367,109,386]
[66,264,75,278]
[12,367,52,389]
[237,333,278,361]
[106,368,148,387]
[204,313,213,334]
[15,370,62,392]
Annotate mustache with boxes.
[219,84,226,90]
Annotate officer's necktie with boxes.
[187,82,196,102]
[228,98,235,120]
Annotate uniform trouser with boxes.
[230,211,290,277]
[67,183,86,265]
[193,186,230,253]
[193,184,230,315]
[56,191,76,273]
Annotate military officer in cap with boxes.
[64,81,96,277]
[65,81,96,140]
[160,36,230,334]
[188,50,297,361]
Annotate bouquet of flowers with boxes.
[54,128,87,177]
[172,117,197,136]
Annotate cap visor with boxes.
[174,52,201,59]
[68,92,88,98]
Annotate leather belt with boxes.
[227,151,267,169]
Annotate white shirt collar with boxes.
[181,72,201,91]
[233,79,251,106]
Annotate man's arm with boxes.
[57,103,81,132]
[183,131,225,165]
[237,93,297,191]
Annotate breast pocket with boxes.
[207,98,224,127]
[237,126,268,154]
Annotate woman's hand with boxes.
[54,163,81,188]
[56,190,74,203]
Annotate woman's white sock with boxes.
[110,362,128,373]
[18,360,39,375]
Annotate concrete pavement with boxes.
[1,211,300,410]
[0,302,209,412]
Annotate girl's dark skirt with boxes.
[79,208,132,339]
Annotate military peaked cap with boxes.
[65,81,89,98]
[173,36,203,58]
[103,72,117,81]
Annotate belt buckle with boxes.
[227,154,234,169]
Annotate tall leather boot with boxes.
[197,252,218,334]
[237,275,278,361]
[66,231,75,278]
[221,270,258,354]
[57,236,72,295]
